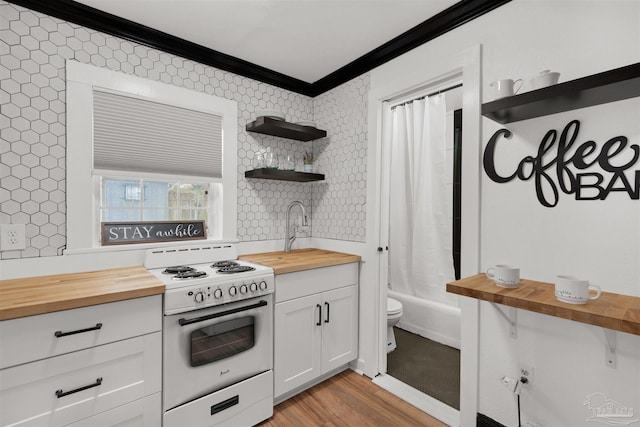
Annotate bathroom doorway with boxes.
[386,105,462,409]
[374,83,463,424]
[367,45,481,427]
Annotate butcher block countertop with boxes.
[239,248,361,275]
[0,266,165,321]
[447,274,640,335]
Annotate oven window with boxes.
[190,316,255,367]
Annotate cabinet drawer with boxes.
[0,332,161,427]
[0,295,161,369]
[65,393,161,427]
[275,263,358,303]
[164,371,273,427]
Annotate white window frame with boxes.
[66,60,237,252]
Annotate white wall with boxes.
[369,1,640,426]
[0,1,366,278]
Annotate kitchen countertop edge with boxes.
[0,266,165,321]
[239,248,361,275]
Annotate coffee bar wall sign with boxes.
[483,120,639,207]
[101,220,207,245]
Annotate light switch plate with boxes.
[0,224,26,251]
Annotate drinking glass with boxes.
[265,151,278,169]
[252,152,265,169]
[282,155,295,170]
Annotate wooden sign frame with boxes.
[101,220,207,245]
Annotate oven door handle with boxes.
[178,300,268,326]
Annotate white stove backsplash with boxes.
[143,244,238,269]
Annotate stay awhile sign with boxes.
[101,220,206,245]
[483,120,639,207]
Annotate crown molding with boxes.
[7,0,510,97]
[310,0,510,96]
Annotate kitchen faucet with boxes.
[285,201,308,252]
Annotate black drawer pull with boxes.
[56,377,103,398]
[54,323,102,337]
[211,395,239,415]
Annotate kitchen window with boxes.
[100,179,214,222]
[66,61,237,252]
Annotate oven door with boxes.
[163,294,273,411]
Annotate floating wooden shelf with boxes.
[482,62,640,124]
[447,274,640,335]
[245,168,325,182]
[246,117,327,141]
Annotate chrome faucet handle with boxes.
[288,225,297,243]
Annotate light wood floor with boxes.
[258,370,447,427]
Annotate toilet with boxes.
[386,297,403,353]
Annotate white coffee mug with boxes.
[490,79,523,100]
[554,275,601,304]
[486,265,520,288]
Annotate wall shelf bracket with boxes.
[491,303,517,338]
[602,328,616,368]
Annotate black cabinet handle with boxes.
[54,323,102,338]
[56,378,102,398]
[324,302,330,324]
[316,304,322,326]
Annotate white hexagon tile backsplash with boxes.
[0,1,368,259]
[313,75,369,242]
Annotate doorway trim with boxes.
[365,44,481,427]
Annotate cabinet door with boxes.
[321,285,358,373]
[274,294,322,398]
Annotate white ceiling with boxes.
[74,0,458,83]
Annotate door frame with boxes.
[365,44,482,426]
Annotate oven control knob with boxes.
[250,282,258,292]
[240,284,248,294]
[213,289,223,299]
[259,280,268,290]
[229,286,237,296]
[194,291,205,303]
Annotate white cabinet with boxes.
[274,263,358,398]
[321,285,358,372]
[0,296,162,427]
[274,293,323,394]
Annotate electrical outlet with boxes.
[0,224,26,251]
[519,364,534,385]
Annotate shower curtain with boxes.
[388,94,456,304]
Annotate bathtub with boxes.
[388,290,461,350]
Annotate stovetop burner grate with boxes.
[173,271,208,279]
[217,265,256,274]
[163,265,195,275]
[211,260,239,269]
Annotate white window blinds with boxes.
[93,90,223,178]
